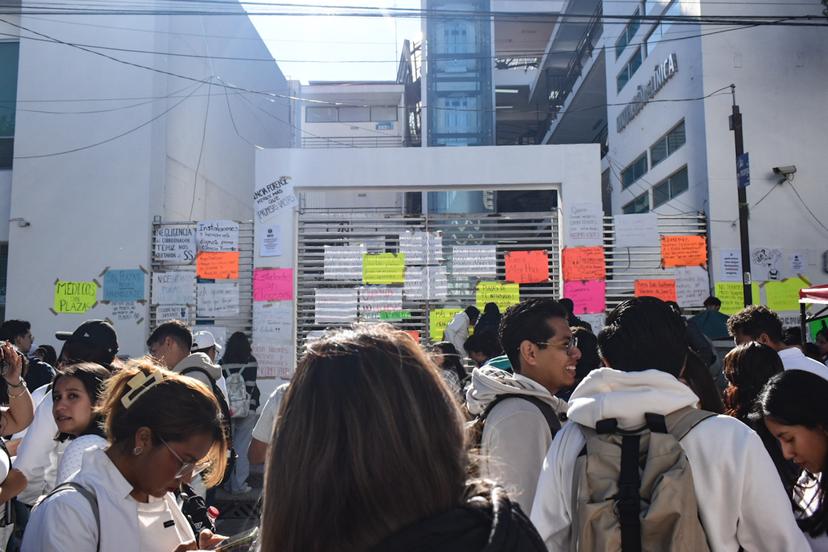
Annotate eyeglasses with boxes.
[532,336,579,355]
[159,437,209,479]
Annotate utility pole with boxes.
[729,85,752,305]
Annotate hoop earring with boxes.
[133,447,143,456]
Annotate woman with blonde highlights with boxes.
[22,358,228,552]
[259,324,545,552]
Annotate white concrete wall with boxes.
[0,171,10,243]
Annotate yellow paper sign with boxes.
[715,282,761,315]
[363,253,405,284]
[54,280,98,313]
[429,308,461,341]
[765,277,809,313]
[476,281,520,313]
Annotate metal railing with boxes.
[301,136,405,148]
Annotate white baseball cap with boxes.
[192,330,223,352]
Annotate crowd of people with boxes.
[0,294,826,551]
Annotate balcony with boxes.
[301,136,406,148]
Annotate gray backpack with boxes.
[37,481,100,551]
[570,406,715,552]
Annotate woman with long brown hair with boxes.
[259,324,545,552]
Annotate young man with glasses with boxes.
[466,299,581,514]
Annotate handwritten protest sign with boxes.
[505,250,549,284]
[154,225,196,264]
[429,308,461,341]
[253,268,293,301]
[253,302,293,377]
[254,176,296,223]
[613,214,659,248]
[451,246,497,278]
[54,281,97,313]
[566,202,603,246]
[404,266,448,301]
[253,342,293,378]
[399,231,443,265]
[315,288,358,324]
[103,269,145,303]
[715,282,761,315]
[111,302,142,322]
[634,279,677,302]
[196,283,239,317]
[196,220,239,252]
[363,253,405,284]
[155,304,191,323]
[196,252,239,280]
[563,280,606,314]
[766,277,809,313]
[379,310,412,321]
[358,287,403,320]
[476,281,520,313]
[152,272,195,305]
[675,266,709,308]
[324,245,365,280]
[562,247,605,281]
[661,235,707,268]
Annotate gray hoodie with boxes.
[174,352,228,400]
[466,366,567,514]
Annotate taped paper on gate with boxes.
[324,245,365,280]
[579,313,606,333]
[634,279,677,302]
[315,288,358,324]
[476,281,520,313]
[358,287,403,320]
[429,308,462,341]
[111,302,142,322]
[661,235,707,268]
[252,341,293,379]
[151,272,195,305]
[154,225,196,264]
[363,253,406,284]
[54,281,98,314]
[253,302,293,346]
[563,280,606,314]
[399,231,443,265]
[253,268,293,301]
[196,282,239,317]
[404,266,448,301]
[196,220,239,252]
[103,269,145,303]
[505,250,549,284]
[612,214,659,248]
[675,266,710,308]
[715,282,761,315]
[566,202,603,247]
[765,277,809,313]
[196,252,240,280]
[750,247,784,282]
[155,304,192,323]
[718,249,742,282]
[451,245,497,278]
[562,247,605,281]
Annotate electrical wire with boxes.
[788,181,828,235]
[188,77,212,220]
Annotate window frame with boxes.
[622,191,650,214]
[649,119,686,168]
[652,165,689,208]
[621,152,649,190]
[614,8,641,59]
[616,47,643,93]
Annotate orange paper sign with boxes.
[562,247,606,281]
[634,279,677,302]
[196,251,239,280]
[505,250,549,284]
[661,235,707,268]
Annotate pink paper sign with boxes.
[253,268,293,301]
[563,280,606,314]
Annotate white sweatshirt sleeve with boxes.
[14,393,59,503]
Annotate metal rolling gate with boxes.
[295,208,561,350]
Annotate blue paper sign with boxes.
[103,269,145,302]
[737,152,750,188]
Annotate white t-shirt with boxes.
[13,386,60,505]
[137,496,193,552]
[779,347,828,380]
[251,383,289,444]
[56,435,107,485]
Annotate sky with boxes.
[247,0,422,83]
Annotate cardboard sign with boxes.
[151,271,195,306]
[715,282,761,315]
[505,250,549,284]
[766,277,809,313]
[54,281,97,313]
[103,269,145,303]
[661,235,707,268]
[253,268,293,301]
[363,253,406,284]
[254,176,296,223]
[196,252,240,280]
[563,280,606,314]
[429,308,462,341]
[196,220,239,252]
[476,281,520,313]
[562,247,606,281]
[154,225,196,264]
[634,279,677,302]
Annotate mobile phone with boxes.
[210,526,258,551]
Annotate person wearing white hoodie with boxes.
[530,297,810,552]
[466,299,580,514]
[147,321,227,398]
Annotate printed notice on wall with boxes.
[103,269,145,303]
[155,304,192,323]
[399,231,443,265]
[751,247,783,282]
[675,266,710,308]
[259,224,282,257]
[196,220,239,252]
[151,272,195,305]
[196,282,239,317]
[358,287,404,320]
[613,214,659,248]
[566,202,603,247]
[54,281,98,314]
[315,288,358,324]
[254,176,296,223]
[719,249,742,282]
[324,245,366,280]
[404,266,448,301]
[451,245,497,278]
[154,225,196,264]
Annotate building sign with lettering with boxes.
[617,53,678,133]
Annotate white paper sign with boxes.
[254,176,296,223]
[719,249,742,282]
[315,288,358,324]
[259,224,282,257]
[253,302,293,378]
[196,220,239,252]
[323,245,366,280]
[155,304,192,323]
[579,313,606,333]
[111,302,142,322]
[451,245,497,278]
[399,231,443,265]
[613,214,659,248]
[193,325,227,353]
[154,225,196,264]
[151,272,195,305]
[566,202,604,246]
[750,247,783,282]
[358,287,404,319]
[404,266,448,301]
[252,342,293,378]
[676,266,710,308]
[196,282,240,317]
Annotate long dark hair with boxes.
[723,342,783,421]
[756,370,828,537]
[679,349,724,414]
[53,362,111,440]
[222,331,253,364]
[432,341,467,383]
[260,324,467,552]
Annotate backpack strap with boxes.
[44,482,100,552]
[618,435,642,552]
[665,406,717,441]
[482,394,562,436]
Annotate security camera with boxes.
[772,165,796,176]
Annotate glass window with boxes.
[645,1,681,57]
[436,20,475,55]
[650,120,685,167]
[652,166,689,208]
[616,48,642,92]
[338,107,370,122]
[623,192,650,214]
[370,106,397,122]
[621,153,648,189]
[305,106,337,123]
[0,41,19,169]
[615,9,640,59]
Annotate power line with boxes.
[788,181,828,235]
[188,75,212,219]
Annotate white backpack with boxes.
[226,368,250,418]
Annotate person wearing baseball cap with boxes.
[55,319,119,368]
[191,331,222,364]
